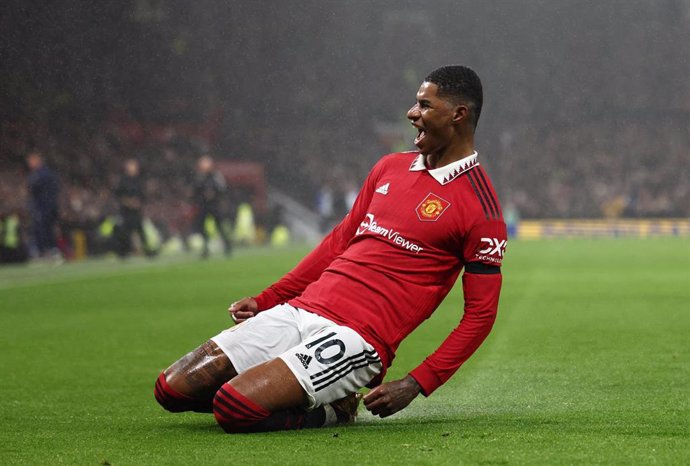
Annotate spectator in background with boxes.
[115,158,151,258]
[0,209,29,263]
[193,155,232,258]
[26,151,61,259]
[316,182,335,233]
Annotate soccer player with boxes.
[154,65,507,433]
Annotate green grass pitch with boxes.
[1,238,688,465]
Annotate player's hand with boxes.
[363,375,422,418]
[229,297,258,323]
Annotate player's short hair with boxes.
[425,65,483,129]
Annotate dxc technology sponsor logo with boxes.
[474,237,506,264]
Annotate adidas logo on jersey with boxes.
[295,353,313,369]
[375,183,390,195]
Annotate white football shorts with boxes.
[211,304,382,409]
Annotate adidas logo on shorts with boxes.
[295,353,313,369]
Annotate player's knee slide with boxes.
[154,372,196,412]
[213,383,270,433]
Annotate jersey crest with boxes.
[416,193,451,222]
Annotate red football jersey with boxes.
[255,151,507,395]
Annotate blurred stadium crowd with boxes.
[1,0,688,262]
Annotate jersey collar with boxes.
[409,151,479,185]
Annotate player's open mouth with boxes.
[414,128,426,145]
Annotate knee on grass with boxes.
[154,372,201,413]
[213,383,270,433]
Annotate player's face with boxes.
[407,82,456,156]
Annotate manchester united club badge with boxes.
[416,193,451,222]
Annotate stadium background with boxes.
[1,1,688,464]
[1,0,689,259]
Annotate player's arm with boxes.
[364,268,501,417]
[365,220,506,417]
[230,159,385,322]
[408,263,501,394]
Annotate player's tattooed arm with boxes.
[165,341,238,397]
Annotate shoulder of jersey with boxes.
[378,150,420,167]
[460,165,504,222]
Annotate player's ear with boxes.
[451,104,469,124]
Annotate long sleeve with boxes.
[253,160,384,311]
[408,268,502,396]
[253,217,359,310]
